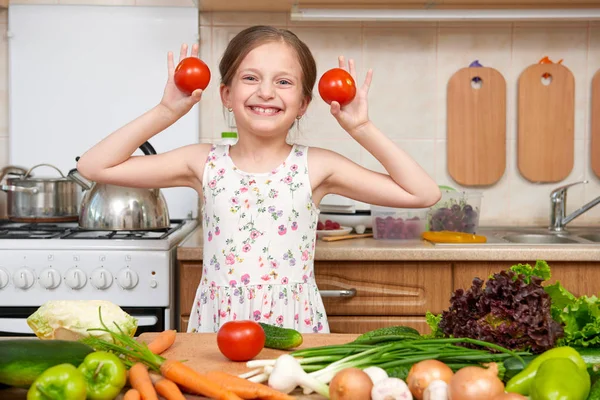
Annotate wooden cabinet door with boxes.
[178,261,203,331]
[314,261,452,316]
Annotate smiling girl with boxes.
[77,25,440,333]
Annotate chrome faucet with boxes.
[549,180,600,232]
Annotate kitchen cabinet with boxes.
[0,0,7,8]
[177,260,452,335]
[197,0,600,12]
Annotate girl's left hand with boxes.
[329,56,373,136]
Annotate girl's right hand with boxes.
[159,43,204,119]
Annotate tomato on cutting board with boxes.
[217,320,266,361]
[174,57,211,95]
[318,68,357,107]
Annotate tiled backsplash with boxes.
[1,2,599,227]
[199,13,600,227]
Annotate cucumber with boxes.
[0,339,94,388]
[354,326,421,344]
[259,323,303,350]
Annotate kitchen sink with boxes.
[577,233,600,243]
[502,234,580,244]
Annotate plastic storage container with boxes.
[427,189,483,234]
[371,205,429,240]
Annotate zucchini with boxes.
[0,339,94,388]
[259,323,303,350]
[354,326,421,344]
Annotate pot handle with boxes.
[0,184,39,194]
[24,163,66,179]
[0,166,28,183]
[67,168,93,190]
[139,141,157,156]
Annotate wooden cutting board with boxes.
[592,69,600,179]
[447,66,506,186]
[517,63,575,183]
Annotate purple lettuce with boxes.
[438,270,563,353]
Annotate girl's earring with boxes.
[296,115,302,120]
[228,107,233,112]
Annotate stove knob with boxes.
[117,268,139,290]
[39,268,61,289]
[0,268,9,289]
[13,267,35,290]
[65,268,87,290]
[91,268,113,290]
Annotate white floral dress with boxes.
[187,143,330,334]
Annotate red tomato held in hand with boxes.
[174,57,211,95]
[318,68,357,107]
[217,320,265,361]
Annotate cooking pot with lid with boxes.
[68,141,170,231]
[0,164,80,222]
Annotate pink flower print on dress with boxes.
[229,280,237,287]
[281,277,289,284]
[276,315,284,325]
[248,290,255,300]
[302,275,309,284]
[230,197,239,205]
[208,231,213,242]
[261,275,270,281]
[240,186,248,193]
[283,175,293,184]
[291,221,298,231]
[301,250,309,261]
[250,230,261,240]
[215,226,220,236]
[242,243,252,253]
[208,180,217,189]
[253,310,261,321]
[290,164,298,172]
[270,260,279,269]
[304,318,311,326]
[278,225,287,236]
[219,310,228,318]
[217,168,226,176]
[241,274,250,285]
[225,253,235,265]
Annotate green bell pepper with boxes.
[505,345,588,394]
[27,363,87,400]
[77,351,127,400]
[530,358,590,400]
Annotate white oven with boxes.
[0,218,197,337]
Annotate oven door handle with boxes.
[0,318,34,334]
[132,315,159,327]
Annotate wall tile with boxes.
[363,27,437,141]
[289,27,362,141]
[361,139,436,180]
[58,0,134,5]
[212,12,286,27]
[135,0,195,6]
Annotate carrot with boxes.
[147,329,177,354]
[205,370,297,400]
[124,389,141,400]
[160,359,244,400]
[129,362,159,400]
[154,377,186,400]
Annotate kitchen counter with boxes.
[177,226,600,262]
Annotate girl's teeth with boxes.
[252,107,279,114]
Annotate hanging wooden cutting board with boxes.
[517,63,575,183]
[592,69,600,179]
[447,66,506,186]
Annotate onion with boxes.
[447,363,504,400]
[329,367,374,400]
[407,360,454,400]
[491,394,528,400]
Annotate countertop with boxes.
[177,226,600,262]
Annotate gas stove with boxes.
[0,218,199,336]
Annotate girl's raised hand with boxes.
[159,43,204,118]
[329,56,373,135]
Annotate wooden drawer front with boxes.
[453,261,600,298]
[314,261,452,316]
[178,261,203,321]
[327,316,430,335]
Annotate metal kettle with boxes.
[68,141,170,231]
